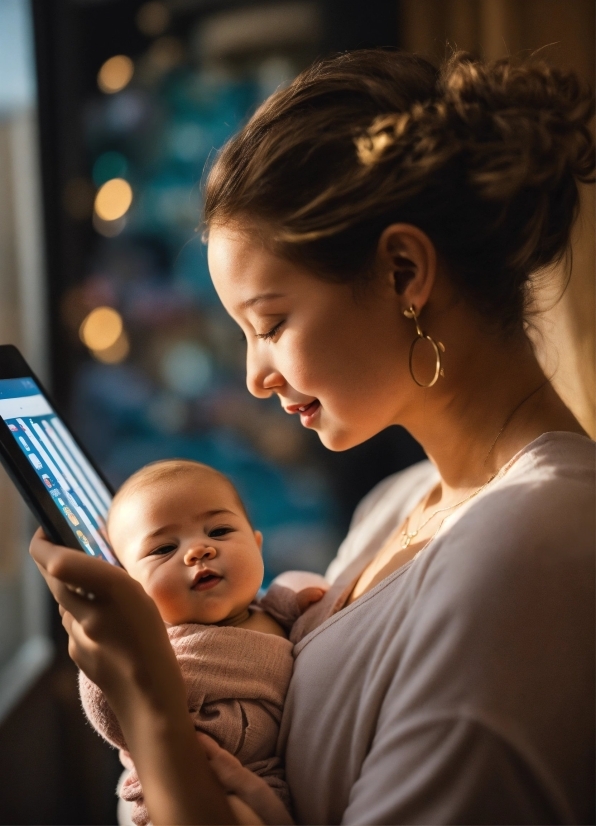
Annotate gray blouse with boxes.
[279,433,595,824]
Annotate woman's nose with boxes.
[184,544,216,565]
[246,345,285,399]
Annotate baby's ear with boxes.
[253,530,263,552]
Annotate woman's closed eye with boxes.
[256,320,284,341]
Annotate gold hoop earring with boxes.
[403,305,445,388]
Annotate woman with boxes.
[31,50,594,825]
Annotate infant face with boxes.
[108,468,264,625]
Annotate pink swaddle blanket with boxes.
[80,615,294,825]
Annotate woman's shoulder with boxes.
[480,430,594,528]
[422,432,595,604]
[510,430,595,480]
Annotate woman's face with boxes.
[208,225,414,451]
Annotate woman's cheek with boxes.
[282,335,327,392]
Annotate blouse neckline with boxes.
[294,430,593,654]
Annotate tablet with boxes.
[0,345,119,565]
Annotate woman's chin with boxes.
[317,423,378,452]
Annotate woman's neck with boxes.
[401,329,586,497]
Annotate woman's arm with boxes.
[30,529,235,826]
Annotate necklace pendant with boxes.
[401,531,416,549]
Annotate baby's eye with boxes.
[208,526,234,538]
[149,544,177,556]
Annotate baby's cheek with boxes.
[142,570,184,620]
[231,554,264,605]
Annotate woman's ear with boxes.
[376,224,437,312]
[253,530,263,553]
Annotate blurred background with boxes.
[0,0,593,822]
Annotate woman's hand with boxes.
[29,527,178,713]
[30,529,235,825]
[199,734,295,826]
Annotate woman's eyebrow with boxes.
[240,292,285,309]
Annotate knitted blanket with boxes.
[80,617,294,825]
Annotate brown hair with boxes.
[204,49,594,330]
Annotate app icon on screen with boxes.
[76,530,94,554]
[63,507,80,526]
[8,424,18,432]
[18,436,30,451]
[29,454,42,470]
[41,474,53,489]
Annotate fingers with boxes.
[228,795,265,826]
[30,527,132,605]
[197,735,252,795]
[197,733,221,759]
[197,735,294,825]
[40,569,99,617]
[296,587,327,612]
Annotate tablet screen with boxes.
[0,376,117,564]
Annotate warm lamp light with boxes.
[97,55,134,94]
[79,307,123,351]
[93,331,130,364]
[94,178,133,222]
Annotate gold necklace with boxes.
[399,472,496,549]
[399,380,549,550]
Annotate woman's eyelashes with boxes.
[256,320,284,341]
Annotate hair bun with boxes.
[439,52,595,197]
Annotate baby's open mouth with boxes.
[192,571,223,592]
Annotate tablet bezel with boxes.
[0,344,115,554]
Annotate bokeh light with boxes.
[92,211,127,238]
[136,2,170,37]
[160,341,212,398]
[92,330,130,364]
[79,306,123,351]
[97,55,134,94]
[94,178,133,221]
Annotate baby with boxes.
[79,459,328,826]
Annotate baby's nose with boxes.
[184,544,216,564]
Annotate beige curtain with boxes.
[399,0,595,436]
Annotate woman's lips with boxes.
[192,572,223,592]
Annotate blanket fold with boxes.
[80,620,294,825]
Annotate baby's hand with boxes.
[270,570,329,614]
[295,586,327,612]
[260,570,330,629]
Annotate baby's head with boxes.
[107,460,263,626]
